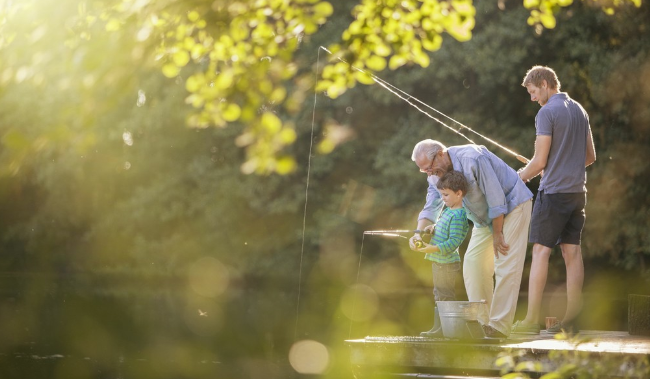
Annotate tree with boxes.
[0,0,642,175]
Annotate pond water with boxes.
[0,262,644,379]
[0,276,338,379]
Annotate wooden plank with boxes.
[347,331,650,377]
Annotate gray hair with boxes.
[411,139,446,162]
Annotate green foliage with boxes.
[525,0,642,31]
[317,0,476,98]
[497,333,650,379]
[0,0,641,174]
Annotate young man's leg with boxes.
[521,243,552,325]
[515,191,572,330]
[463,226,494,326]
[560,243,584,323]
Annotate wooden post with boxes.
[628,294,650,336]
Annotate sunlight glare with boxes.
[340,284,378,322]
[188,257,230,298]
[288,340,329,375]
[122,131,134,146]
[137,89,147,107]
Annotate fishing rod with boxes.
[363,229,432,248]
[318,46,531,164]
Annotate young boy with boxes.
[415,170,470,337]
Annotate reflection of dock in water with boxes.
[347,331,650,378]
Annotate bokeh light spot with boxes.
[340,284,378,322]
[288,340,329,375]
[188,257,230,298]
[122,131,134,146]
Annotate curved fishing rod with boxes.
[319,46,530,164]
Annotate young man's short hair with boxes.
[437,170,468,196]
[522,65,561,91]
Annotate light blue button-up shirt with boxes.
[418,145,533,228]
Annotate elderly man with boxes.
[410,140,533,338]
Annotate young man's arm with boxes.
[518,135,552,182]
[585,127,596,167]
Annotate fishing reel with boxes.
[413,225,435,249]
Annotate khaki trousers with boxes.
[463,200,532,335]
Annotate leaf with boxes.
[373,43,391,57]
[540,372,563,379]
[187,10,200,22]
[495,355,515,368]
[173,50,190,67]
[315,79,332,92]
[275,156,296,175]
[279,128,296,144]
[185,75,202,92]
[313,2,333,18]
[365,55,386,71]
[413,50,430,68]
[222,103,241,122]
[524,0,541,8]
[261,112,282,133]
[388,54,408,70]
[354,70,375,85]
[540,13,557,29]
[215,71,234,89]
[162,64,180,78]
[317,139,335,154]
[269,87,287,102]
[422,34,443,51]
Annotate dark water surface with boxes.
[0,274,329,379]
[0,262,645,379]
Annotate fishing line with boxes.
[349,233,367,339]
[294,45,321,342]
[318,46,529,164]
[348,229,433,338]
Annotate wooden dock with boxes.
[346,330,650,378]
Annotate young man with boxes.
[410,140,533,338]
[415,170,470,338]
[513,66,597,334]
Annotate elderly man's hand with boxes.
[493,232,510,258]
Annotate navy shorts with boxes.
[529,191,586,248]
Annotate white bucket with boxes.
[437,301,485,339]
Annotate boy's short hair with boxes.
[522,65,561,91]
[437,170,468,196]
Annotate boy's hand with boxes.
[409,235,423,251]
[415,242,439,254]
[423,224,435,234]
